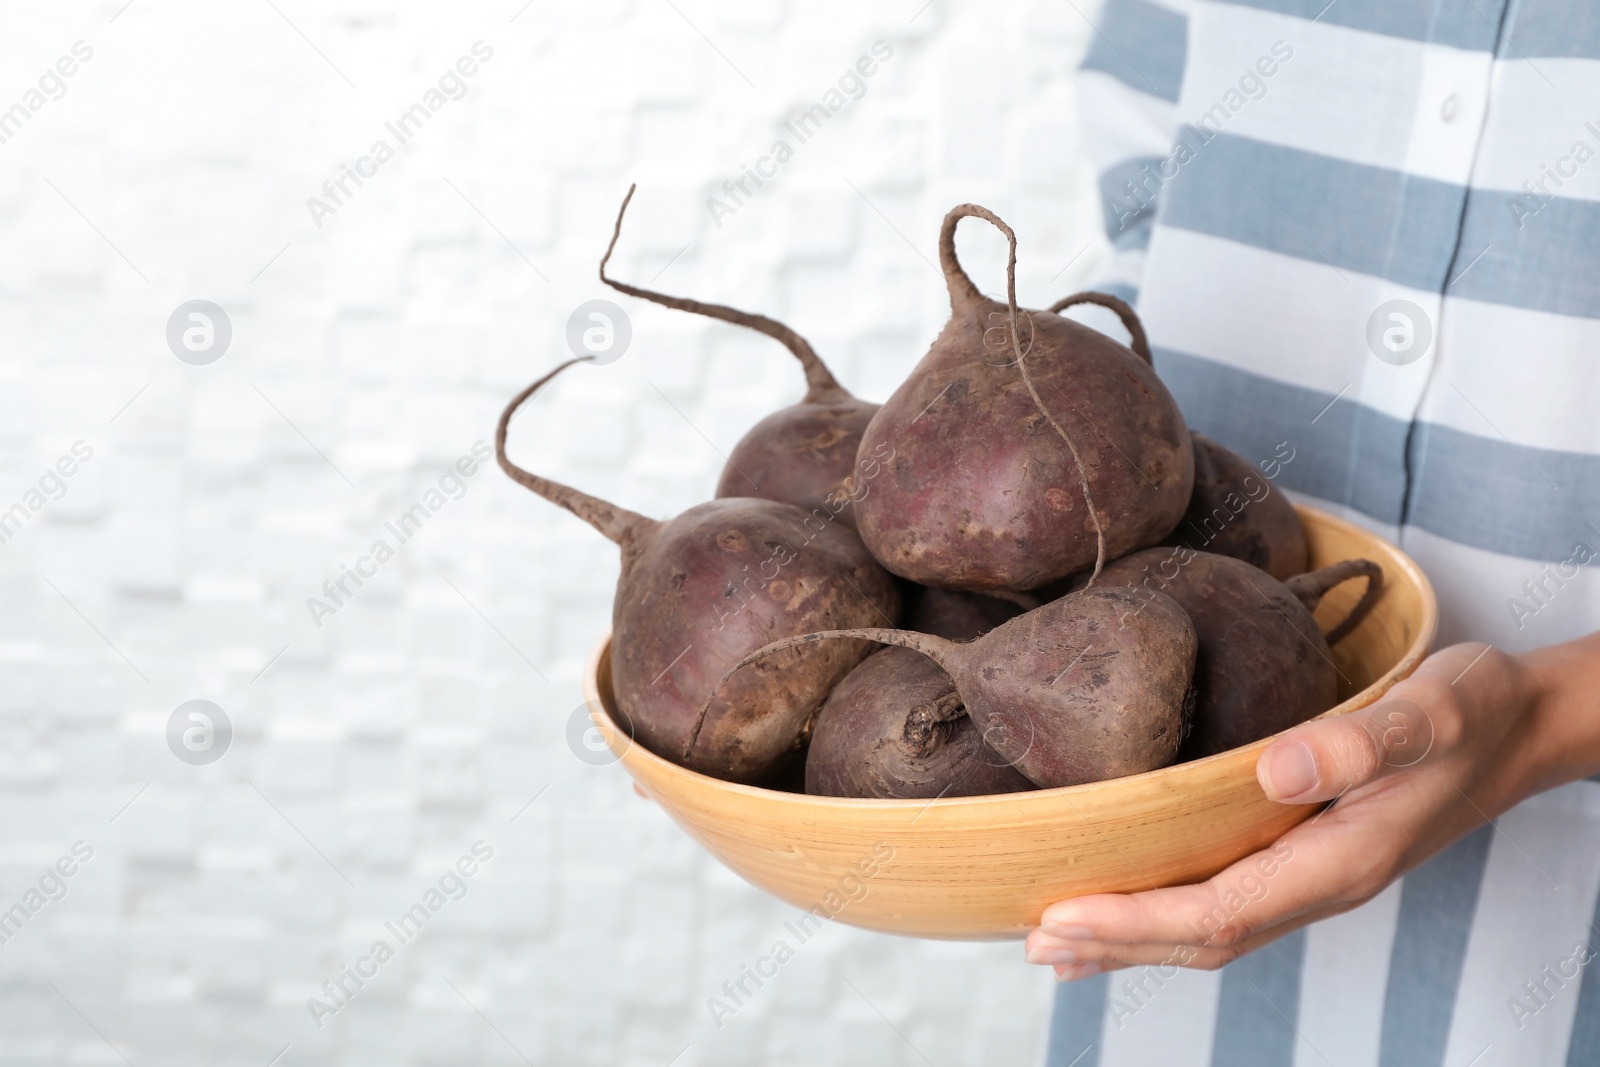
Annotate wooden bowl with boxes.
[580,505,1436,940]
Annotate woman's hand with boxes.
[1023,638,1600,980]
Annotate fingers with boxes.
[1257,720,1381,803]
[1034,901,1360,979]
[1028,643,1501,980]
[1029,932,1234,971]
[1034,846,1301,951]
[1030,804,1401,959]
[1256,695,1439,803]
[1256,641,1502,805]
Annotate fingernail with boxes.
[1264,741,1318,799]
[1055,963,1102,982]
[1027,944,1079,965]
[1041,923,1094,940]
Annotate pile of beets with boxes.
[497,188,1383,799]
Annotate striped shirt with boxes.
[1049,1,1600,1065]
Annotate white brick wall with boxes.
[1,2,1108,1063]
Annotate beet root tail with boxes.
[1048,291,1153,365]
[495,357,658,546]
[1285,558,1384,645]
[600,184,846,401]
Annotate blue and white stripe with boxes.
[1050,0,1600,1062]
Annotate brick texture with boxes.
[1,1,1108,1063]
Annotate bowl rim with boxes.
[580,503,1438,810]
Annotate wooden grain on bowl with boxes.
[580,505,1436,940]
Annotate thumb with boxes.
[1256,698,1431,803]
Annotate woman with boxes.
[1031,1,1600,1064]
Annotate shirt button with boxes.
[1441,93,1460,122]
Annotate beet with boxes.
[851,204,1192,592]
[691,586,1197,789]
[496,358,899,783]
[902,585,1033,641]
[1095,548,1382,759]
[1046,295,1308,581]
[1160,433,1309,581]
[803,647,1036,799]
[599,186,879,527]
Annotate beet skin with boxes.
[1097,548,1335,758]
[497,360,899,784]
[698,586,1197,790]
[1164,433,1308,581]
[853,206,1192,591]
[804,647,1035,799]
